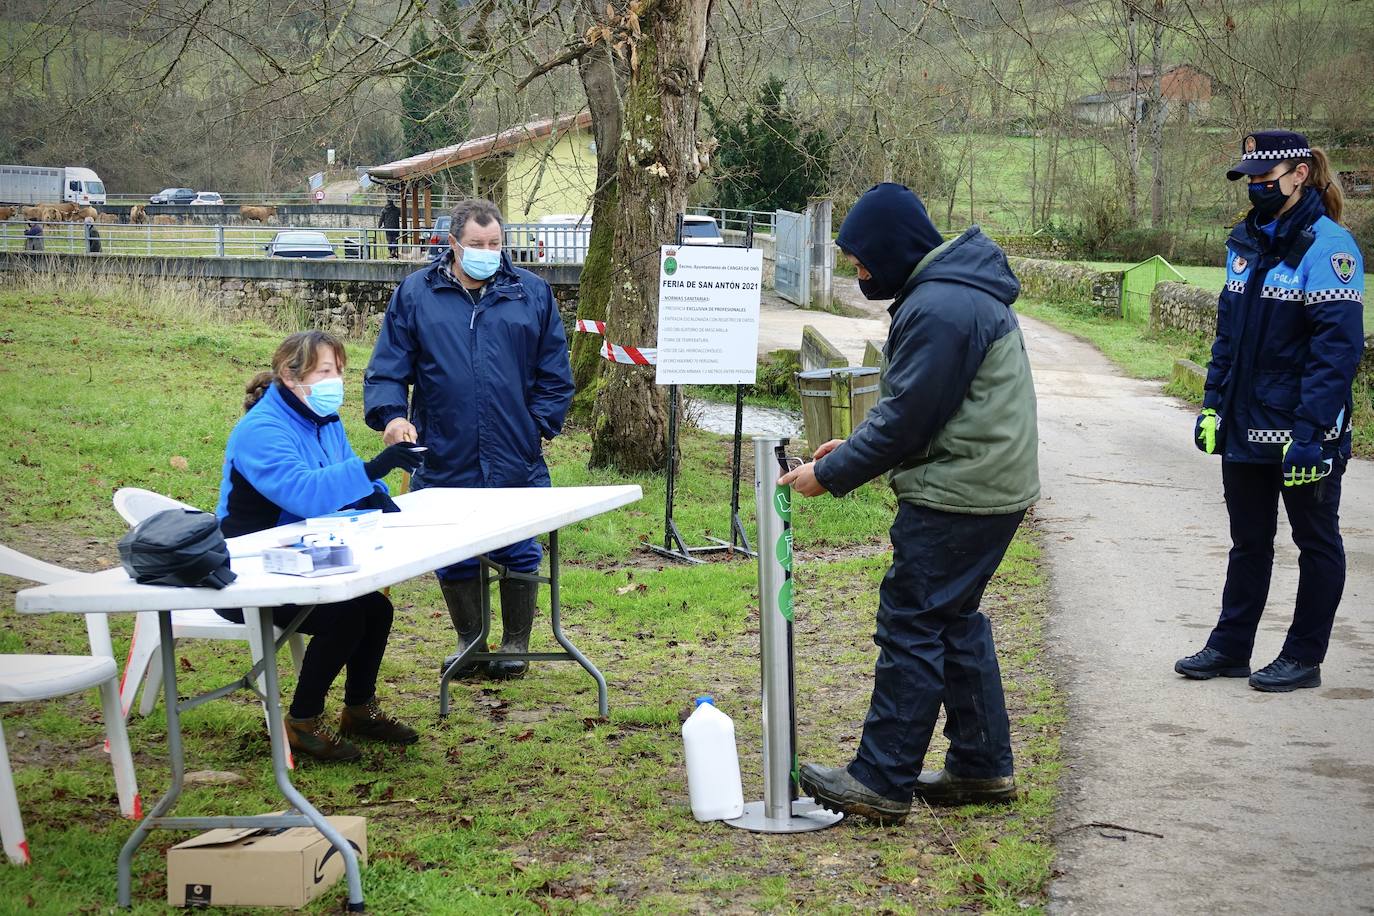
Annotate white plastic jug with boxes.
[682,696,745,822]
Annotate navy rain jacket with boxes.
[363,252,575,489]
[1204,188,1365,463]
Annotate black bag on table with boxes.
[117,508,237,589]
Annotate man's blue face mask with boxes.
[456,242,501,281]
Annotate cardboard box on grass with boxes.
[167,815,366,908]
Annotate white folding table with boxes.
[15,484,641,911]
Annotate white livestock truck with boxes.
[0,165,107,206]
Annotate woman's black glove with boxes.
[364,443,425,480]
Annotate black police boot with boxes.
[913,769,1017,806]
[488,577,537,679]
[799,763,910,825]
[439,578,487,678]
[1249,655,1320,692]
[1174,646,1251,680]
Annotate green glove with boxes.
[1195,409,1221,454]
[1281,439,1331,488]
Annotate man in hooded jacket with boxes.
[364,198,575,680]
[780,183,1040,824]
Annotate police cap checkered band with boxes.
[1226,129,1312,180]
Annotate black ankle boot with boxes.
[489,576,537,679]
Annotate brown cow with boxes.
[239,205,277,224]
[21,205,46,221]
[40,206,63,222]
[75,206,98,221]
[96,212,121,223]
[151,215,178,225]
[53,202,79,218]
[0,206,13,221]
[129,205,147,224]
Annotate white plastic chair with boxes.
[0,543,141,865]
[112,488,306,718]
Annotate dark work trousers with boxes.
[1206,458,1346,665]
[216,591,394,719]
[847,503,1025,802]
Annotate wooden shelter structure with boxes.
[365,111,593,245]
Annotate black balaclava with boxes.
[836,183,945,300]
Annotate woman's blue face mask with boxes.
[303,376,344,416]
[456,242,501,281]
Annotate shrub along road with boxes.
[1022,313,1374,913]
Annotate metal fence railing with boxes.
[687,206,776,236]
[0,220,590,265]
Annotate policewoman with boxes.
[1177,130,1364,691]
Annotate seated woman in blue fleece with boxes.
[215,330,425,762]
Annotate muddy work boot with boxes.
[439,578,488,678]
[286,715,362,762]
[340,697,419,745]
[489,576,538,679]
[799,762,911,826]
[913,769,1017,806]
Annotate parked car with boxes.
[189,191,224,206]
[149,187,196,205]
[425,215,452,258]
[264,230,335,259]
[681,214,723,245]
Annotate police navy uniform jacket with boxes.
[215,382,382,538]
[362,252,575,490]
[1203,188,1365,463]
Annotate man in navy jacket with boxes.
[364,198,574,679]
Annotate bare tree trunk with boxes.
[568,1,628,425]
[1149,0,1166,229]
[589,0,715,472]
[1125,1,1141,227]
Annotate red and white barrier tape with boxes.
[577,316,657,365]
[600,340,657,365]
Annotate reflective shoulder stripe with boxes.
[1305,288,1363,305]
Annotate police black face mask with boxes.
[1248,168,1296,222]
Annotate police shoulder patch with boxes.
[1231,254,1248,275]
[1330,252,1356,284]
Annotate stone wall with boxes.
[1149,281,1218,335]
[1008,257,1123,316]
[0,251,581,338]
[1152,279,1374,387]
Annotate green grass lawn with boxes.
[0,277,1062,913]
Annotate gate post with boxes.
[808,198,833,311]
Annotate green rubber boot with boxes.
[439,578,487,678]
[488,577,537,679]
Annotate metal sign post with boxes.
[726,436,843,833]
[649,215,758,563]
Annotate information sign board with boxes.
[655,245,763,385]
